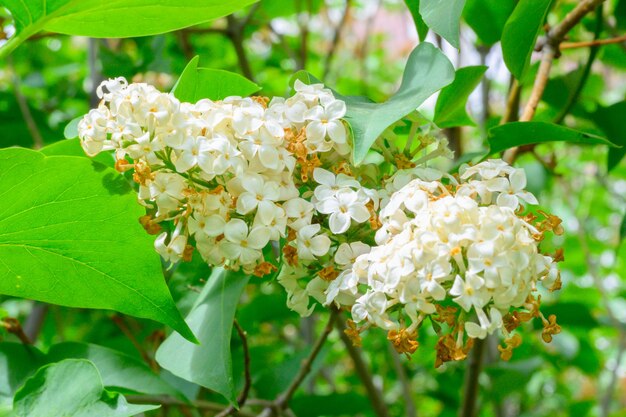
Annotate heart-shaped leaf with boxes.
[13,359,158,417]
[172,56,261,102]
[0,148,194,342]
[156,268,249,404]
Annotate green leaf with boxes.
[419,0,466,48]
[0,148,194,342]
[501,0,553,80]
[40,138,115,168]
[172,56,261,102]
[338,43,454,164]
[13,359,158,417]
[434,65,487,128]
[0,343,46,407]
[1,0,258,57]
[487,122,616,155]
[405,0,429,42]
[590,101,626,171]
[463,0,516,45]
[47,342,186,400]
[156,268,250,404]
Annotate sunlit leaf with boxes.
[1,0,258,57]
[172,56,261,103]
[0,148,194,342]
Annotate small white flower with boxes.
[296,224,331,260]
[220,219,270,265]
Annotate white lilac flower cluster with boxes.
[326,160,563,365]
[78,77,381,312]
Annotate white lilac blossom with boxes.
[325,160,563,365]
[78,77,380,315]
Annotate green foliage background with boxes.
[0,1,625,416]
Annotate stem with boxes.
[554,5,603,124]
[9,57,44,149]
[460,338,486,417]
[125,395,257,417]
[600,333,625,417]
[336,316,391,417]
[387,344,417,417]
[1,317,32,345]
[259,310,338,416]
[500,77,520,125]
[322,0,352,79]
[215,320,251,417]
[503,0,607,163]
[561,34,626,49]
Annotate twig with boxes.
[111,315,156,370]
[600,332,625,417]
[215,320,252,417]
[460,338,486,417]
[554,6,603,124]
[500,77,520,125]
[125,395,257,417]
[503,0,607,163]
[322,0,352,79]
[259,310,338,416]
[387,344,417,417]
[8,57,44,149]
[336,316,391,417]
[561,34,626,49]
[1,317,32,345]
[226,9,257,82]
[295,0,312,70]
[23,303,49,343]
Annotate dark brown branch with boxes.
[8,57,44,149]
[503,0,607,163]
[561,34,626,49]
[387,344,417,417]
[259,310,338,416]
[322,0,352,79]
[111,315,156,370]
[215,319,251,417]
[125,395,257,417]
[460,338,486,417]
[336,316,391,417]
[1,317,32,345]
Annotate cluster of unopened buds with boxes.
[79,77,563,367]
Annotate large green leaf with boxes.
[334,43,454,164]
[434,65,487,128]
[463,0,516,45]
[172,56,261,103]
[41,138,115,168]
[0,0,257,57]
[501,0,553,80]
[405,0,428,42]
[47,342,186,400]
[419,0,466,48]
[590,101,626,171]
[487,122,616,155]
[156,269,250,404]
[13,359,158,417]
[0,148,194,342]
